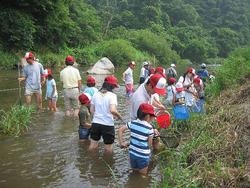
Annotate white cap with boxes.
[143,61,149,66]
[171,64,176,67]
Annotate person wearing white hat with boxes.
[123,61,136,97]
[139,61,149,84]
[166,63,177,79]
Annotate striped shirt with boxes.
[127,119,154,159]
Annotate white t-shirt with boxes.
[181,76,196,107]
[166,85,176,105]
[91,91,118,126]
[140,67,148,78]
[60,66,81,89]
[124,67,133,84]
[130,84,151,120]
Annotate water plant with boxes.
[0,105,34,137]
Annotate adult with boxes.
[18,52,45,109]
[122,61,136,97]
[60,55,82,117]
[197,63,210,85]
[166,63,177,79]
[89,75,122,154]
[131,74,166,120]
[139,61,149,84]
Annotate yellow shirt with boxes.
[60,66,81,88]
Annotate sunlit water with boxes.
[0,70,161,188]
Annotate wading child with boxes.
[83,76,98,97]
[46,74,58,111]
[118,103,156,175]
[89,75,122,154]
[123,61,136,97]
[78,93,92,140]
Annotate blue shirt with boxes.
[46,79,58,98]
[197,69,209,80]
[127,119,154,159]
[22,62,44,90]
[84,87,98,97]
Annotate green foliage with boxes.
[0,105,34,137]
[206,47,250,97]
[0,50,18,69]
[0,8,36,50]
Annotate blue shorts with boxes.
[79,127,90,140]
[129,153,150,170]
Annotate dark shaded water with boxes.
[0,70,161,188]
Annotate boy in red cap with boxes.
[122,61,136,97]
[83,75,98,97]
[78,93,92,140]
[118,103,157,175]
[89,75,122,154]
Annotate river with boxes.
[0,69,161,188]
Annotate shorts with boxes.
[129,153,150,169]
[79,127,90,140]
[25,88,42,96]
[90,123,115,144]
[47,96,58,102]
[63,88,79,110]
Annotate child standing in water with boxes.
[46,74,58,111]
[123,61,136,97]
[83,75,98,97]
[118,103,156,175]
[78,93,92,140]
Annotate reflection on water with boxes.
[0,70,161,188]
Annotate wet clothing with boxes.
[90,123,115,144]
[22,61,44,91]
[127,119,154,159]
[130,84,151,120]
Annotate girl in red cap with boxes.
[89,75,122,154]
[122,61,136,97]
[118,103,157,175]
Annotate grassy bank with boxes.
[159,47,250,187]
[0,105,34,137]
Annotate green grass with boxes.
[0,105,34,137]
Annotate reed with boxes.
[0,105,34,137]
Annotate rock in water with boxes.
[87,57,115,74]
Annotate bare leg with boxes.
[89,139,98,151]
[138,166,148,175]
[51,101,57,111]
[104,144,113,154]
[48,99,52,110]
[25,95,32,106]
[73,108,79,117]
[35,93,42,109]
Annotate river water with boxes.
[0,69,161,188]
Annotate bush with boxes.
[0,50,18,69]
[0,106,34,137]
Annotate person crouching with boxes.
[78,93,92,140]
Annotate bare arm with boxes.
[118,125,129,148]
[78,80,82,91]
[148,136,153,147]
[110,104,122,120]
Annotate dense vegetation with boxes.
[1,0,250,68]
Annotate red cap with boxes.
[47,69,52,75]
[187,67,195,75]
[86,76,96,84]
[65,55,74,63]
[194,76,201,85]
[168,77,176,84]
[175,82,184,92]
[149,68,155,74]
[24,52,34,60]
[104,75,119,88]
[149,74,166,95]
[139,103,156,116]
[79,93,91,105]
[155,67,166,78]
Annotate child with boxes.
[122,61,136,97]
[46,74,58,111]
[118,103,156,175]
[78,93,92,140]
[166,77,176,107]
[83,75,98,97]
[193,76,205,113]
[173,82,186,106]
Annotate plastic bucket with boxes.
[156,112,171,128]
[173,105,190,120]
